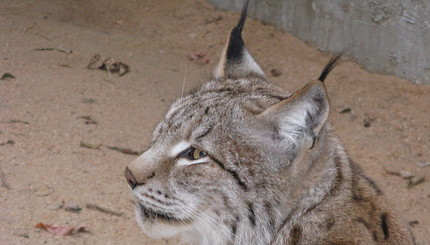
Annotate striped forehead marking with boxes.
[170,140,191,157]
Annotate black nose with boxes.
[124,167,137,189]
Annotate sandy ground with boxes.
[0,0,429,244]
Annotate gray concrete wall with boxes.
[206,0,430,85]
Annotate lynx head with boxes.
[125,0,341,243]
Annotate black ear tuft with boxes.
[318,53,343,83]
[214,0,264,80]
[236,0,249,33]
[225,0,249,62]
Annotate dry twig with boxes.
[108,146,141,155]
[0,166,11,190]
[85,203,123,216]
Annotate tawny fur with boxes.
[125,1,415,244]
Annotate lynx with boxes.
[124,1,415,244]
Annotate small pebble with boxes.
[399,171,414,180]
[363,120,372,127]
[270,68,282,77]
[339,108,351,114]
[408,220,419,227]
[363,115,375,128]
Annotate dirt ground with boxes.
[0,0,429,244]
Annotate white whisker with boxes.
[180,203,236,244]
[181,205,211,244]
[181,62,188,98]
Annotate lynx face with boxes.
[126,75,331,242]
[125,23,335,244]
[126,75,297,238]
[125,0,335,243]
[124,1,414,245]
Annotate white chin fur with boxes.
[135,206,192,239]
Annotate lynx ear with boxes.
[261,81,329,149]
[213,0,265,79]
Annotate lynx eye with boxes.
[192,147,207,160]
[180,146,207,161]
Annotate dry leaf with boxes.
[187,52,210,65]
[98,58,130,76]
[204,16,222,25]
[384,169,400,176]
[58,63,72,68]
[32,47,72,54]
[80,142,101,150]
[1,73,15,80]
[35,223,87,235]
[33,48,55,51]
[408,220,419,227]
[78,116,98,125]
[15,233,29,238]
[188,52,206,60]
[64,203,82,213]
[88,55,130,76]
[407,175,425,189]
[0,119,29,125]
[417,162,430,168]
[81,98,96,104]
[339,108,352,114]
[0,140,15,146]
[33,183,54,197]
[118,62,129,76]
[0,167,11,190]
[87,54,101,69]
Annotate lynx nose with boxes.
[124,167,138,189]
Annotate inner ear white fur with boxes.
[262,81,329,147]
[278,102,315,142]
[243,49,264,76]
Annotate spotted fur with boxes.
[125,1,415,244]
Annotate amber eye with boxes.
[192,147,207,160]
[181,146,207,160]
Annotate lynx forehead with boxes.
[124,0,415,244]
